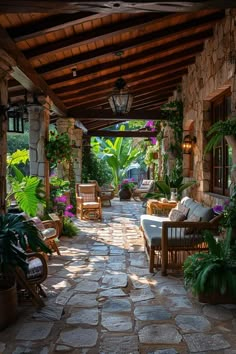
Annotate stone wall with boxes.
[181,9,236,206]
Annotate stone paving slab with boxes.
[1,200,236,354]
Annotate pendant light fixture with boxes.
[108,51,133,114]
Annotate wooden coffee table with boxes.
[147,199,177,216]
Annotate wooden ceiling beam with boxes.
[47,29,211,88]
[68,108,161,120]
[8,13,108,42]
[64,71,185,108]
[87,130,158,137]
[58,57,195,98]
[0,25,67,116]
[25,13,169,59]
[37,11,224,74]
[133,99,168,110]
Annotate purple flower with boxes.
[145,120,154,128]
[54,195,67,203]
[213,205,224,214]
[65,204,73,210]
[64,211,75,217]
[150,137,157,145]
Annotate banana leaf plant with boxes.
[0,213,51,289]
[145,175,196,200]
[6,150,46,216]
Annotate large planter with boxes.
[0,283,17,331]
[119,188,132,200]
[198,291,236,305]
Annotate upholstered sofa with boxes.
[140,197,221,275]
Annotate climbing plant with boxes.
[161,100,183,178]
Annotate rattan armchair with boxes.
[88,180,114,206]
[16,251,48,307]
[76,183,102,220]
[132,179,155,201]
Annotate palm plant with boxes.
[7,149,45,216]
[146,175,196,200]
[184,229,236,298]
[92,125,142,191]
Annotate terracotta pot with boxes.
[119,188,132,200]
[198,291,236,305]
[0,283,17,331]
[152,152,159,159]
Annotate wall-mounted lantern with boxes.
[182,134,196,154]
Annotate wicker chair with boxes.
[88,180,114,206]
[29,217,61,255]
[16,251,48,307]
[132,179,155,201]
[76,183,102,220]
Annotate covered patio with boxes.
[0,199,235,353]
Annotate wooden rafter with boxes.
[24,13,169,59]
[36,10,224,74]
[8,13,108,42]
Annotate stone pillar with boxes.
[56,118,75,180]
[28,102,50,201]
[56,118,83,182]
[73,127,83,182]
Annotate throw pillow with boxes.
[176,202,189,217]
[184,214,201,234]
[168,208,186,221]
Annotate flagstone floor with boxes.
[1,199,236,354]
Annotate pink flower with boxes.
[64,211,75,217]
[145,120,154,128]
[65,204,73,210]
[150,137,157,145]
[54,195,67,203]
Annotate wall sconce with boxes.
[182,134,196,154]
[7,105,24,134]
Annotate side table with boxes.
[147,199,177,216]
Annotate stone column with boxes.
[28,102,50,201]
[73,127,83,183]
[56,118,83,182]
[56,118,75,180]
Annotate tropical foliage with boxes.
[204,117,236,153]
[184,229,236,297]
[92,125,142,190]
[45,131,75,167]
[82,148,112,186]
[146,174,196,200]
[144,144,160,166]
[7,150,45,216]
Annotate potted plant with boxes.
[183,229,236,304]
[45,131,74,168]
[183,188,236,304]
[146,175,196,201]
[119,179,136,200]
[0,213,50,330]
